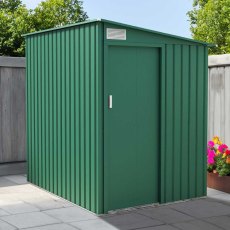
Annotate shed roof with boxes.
[23,18,212,46]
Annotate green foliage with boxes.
[0,1,33,56]
[0,0,22,11]
[188,0,230,54]
[0,0,88,56]
[207,163,215,172]
[193,0,209,7]
[32,0,87,31]
[216,155,230,176]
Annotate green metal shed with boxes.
[25,19,209,214]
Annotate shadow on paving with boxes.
[93,195,230,230]
[0,175,230,230]
[0,162,26,177]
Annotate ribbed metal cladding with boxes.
[26,19,209,214]
[161,44,208,203]
[26,22,103,213]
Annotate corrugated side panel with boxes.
[26,22,103,214]
[161,44,208,203]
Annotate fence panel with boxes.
[0,56,26,163]
[208,54,230,145]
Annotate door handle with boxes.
[109,95,112,109]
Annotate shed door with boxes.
[104,46,160,212]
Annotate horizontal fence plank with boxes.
[0,56,25,68]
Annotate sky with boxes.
[22,0,193,38]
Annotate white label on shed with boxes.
[106,28,126,40]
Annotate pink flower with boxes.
[208,141,215,148]
[207,149,215,158]
[218,144,228,153]
[208,157,215,164]
[207,149,215,165]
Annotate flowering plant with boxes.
[207,136,230,176]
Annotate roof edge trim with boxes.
[22,19,100,37]
[23,18,212,46]
[101,19,211,46]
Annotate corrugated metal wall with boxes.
[161,44,208,203]
[27,20,208,214]
[26,22,103,213]
[103,22,208,206]
[208,54,230,145]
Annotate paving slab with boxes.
[22,223,78,230]
[55,198,75,208]
[136,206,194,224]
[0,162,26,176]
[204,215,230,230]
[101,212,163,230]
[170,199,230,218]
[207,188,230,204]
[44,206,97,223]
[0,193,20,202]
[0,209,9,217]
[209,194,230,202]
[0,219,16,230]
[0,176,230,230]
[15,193,67,211]
[173,219,223,230]
[4,175,27,185]
[0,184,42,194]
[207,188,227,196]
[15,192,59,202]
[138,225,178,230]
[0,212,60,229]
[0,178,16,188]
[70,218,119,230]
[0,200,40,214]
[27,199,67,211]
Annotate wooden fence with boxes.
[0,54,229,162]
[0,56,26,163]
[208,54,230,145]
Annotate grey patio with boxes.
[0,174,230,230]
